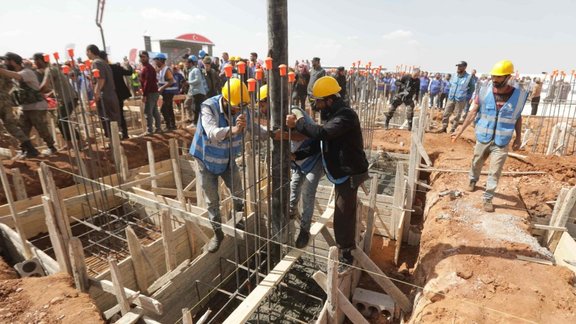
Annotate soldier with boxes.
[0,55,40,157]
[0,52,55,155]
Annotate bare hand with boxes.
[512,138,521,151]
[94,92,101,102]
[286,114,298,128]
[451,127,461,143]
[231,114,246,135]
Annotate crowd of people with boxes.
[0,45,557,270]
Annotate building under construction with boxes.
[1,2,576,324]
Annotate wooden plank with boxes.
[414,132,432,167]
[0,223,59,274]
[109,257,131,315]
[516,255,554,266]
[169,138,186,206]
[147,141,158,189]
[110,122,125,182]
[222,206,334,324]
[533,224,566,232]
[363,176,379,254]
[0,164,32,259]
[351,248,412,312]
[10,168,28,201]
[126,226,149,294]
[312,271,369,324]
[115,307,143,324]
[319,227,337,247]
[161,210,178,271]
[326,246,339,322]
[548,187,576,249]
[394,211,406,265]
[90,279,163,315]
[127,187,244,239]
[148,259,191,293]
[152,187,196,199]
[38,163,72,248]
[182,308,193,324]
[42,196,70,273]
[554,232,576,275]
[68,237,89,292]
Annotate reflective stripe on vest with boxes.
[320,141,349,185]
[157,66,179,94]
[189,95,244,175]
[475,85,527,147]
[290,106,321,174]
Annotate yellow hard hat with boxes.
[230,56,238,61]
[222,78,250,106]
[490,60,514,76]
[259,84,268,101]
[311,76,341,99]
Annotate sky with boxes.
[1,0,575,74]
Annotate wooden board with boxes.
[554,232,576,275]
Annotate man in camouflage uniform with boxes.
[34,53,80,150]
[0,53,40,157]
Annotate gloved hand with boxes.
[290,107,304,119]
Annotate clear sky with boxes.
[1,0,574,74]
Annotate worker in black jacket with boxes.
[101,52,133,139]
[384,69,421,131]
[286,76,369,271]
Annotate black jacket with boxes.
[295,99,368,179]
[109,63,133,102]
[395,75,420,100]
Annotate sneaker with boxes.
[41,146,57,155]
[295,230,310,249]
[466,181,476,192]
[235,219,245,231]
[483,200,494,213]
[440,127,447,133]
[155,128,164,134]
[207,230,224,253]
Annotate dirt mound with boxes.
[0,272,102,323]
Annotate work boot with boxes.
[483,199,495,213]
[466,181,476,192]
[295,230,310,249]
[338,249,354,273]
[407,121,413,132]
[207,229,224,253]
[21,141,39,158]
[440,126,447,133]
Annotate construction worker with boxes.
[203,56,220,97]
[138,51,162,135]
[185,55,208,125]
[384,69,421,131]
[438,74,451,109]
[154,53,178,130]
[419,71,430,103]
[86,44,122,138]
[452,60,528,212]
[0,54,40,157]
[428,73,443,108]
[0,52,56,155]
[286,76,369,271]
[259,84,323,248]
[190,78,268,253]
[441,61,475,133]
[307,57,326,106]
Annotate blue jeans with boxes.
[289,160,324,233]
[469,141,509,201]
[196,159,244,231]
[144,92,162,133]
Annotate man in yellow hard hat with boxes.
[452,60,528,212]
[286,76,368,271]
[190,78,267,252]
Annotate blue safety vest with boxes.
[448,72,472,102]
[157,66,180,94]
[475,85,527,147]
[290,107,321,174]
[429,79,442,95]
[419,77,430,92]
[189,95,244,175]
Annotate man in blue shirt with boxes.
[438,74,451,109]
[428,73,442,108]
[441,61,475,133]
[419,71,430,103]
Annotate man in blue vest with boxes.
[428,73,442,108]
[451,60,527,212]
[154,53,178,130]
[441,61,475,133]
[286,76,369,271]
[190,78,268,252]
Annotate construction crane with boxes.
[96,0,106,51]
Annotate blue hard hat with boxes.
[187,55,198,63]
[198,50,207,58]
[154,53,167,60]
